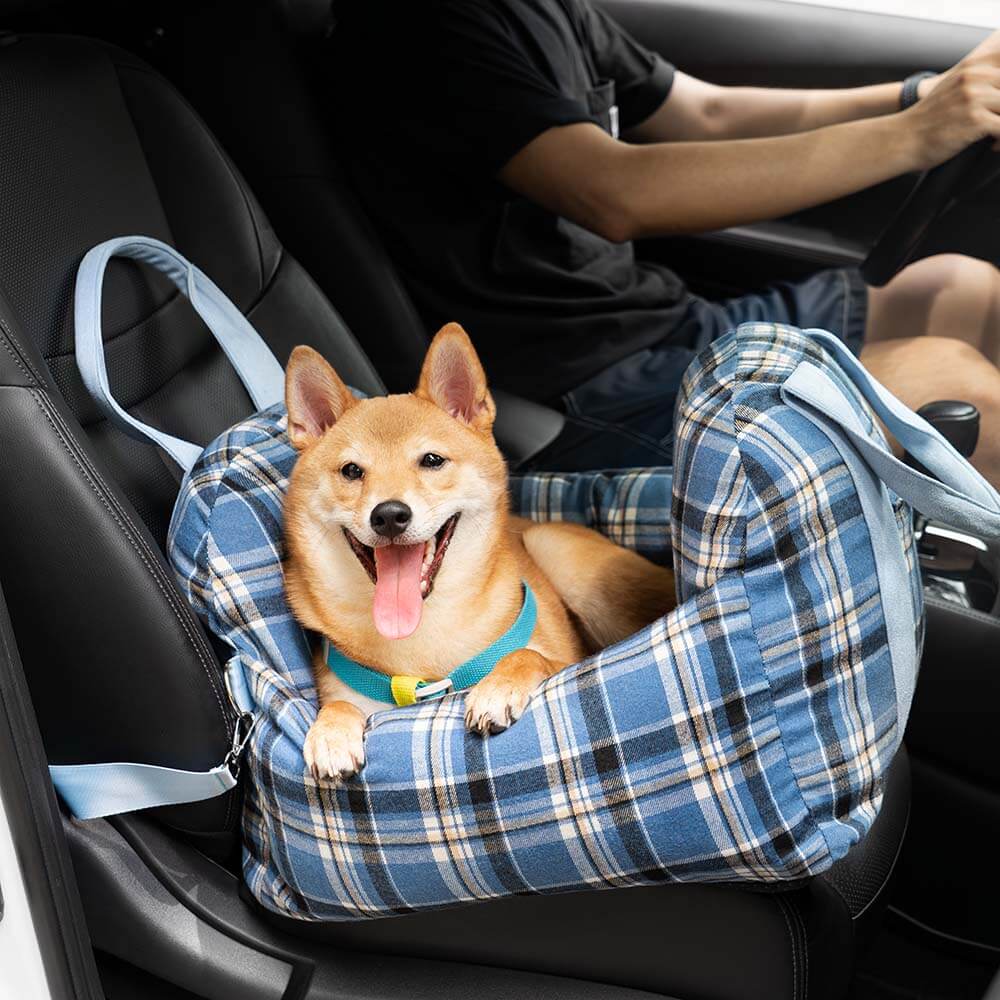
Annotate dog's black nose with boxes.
[370,500,412,539]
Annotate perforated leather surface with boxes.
[161,0,431,393]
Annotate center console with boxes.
[888,401,1000,955]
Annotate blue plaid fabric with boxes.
[168,323,920,921]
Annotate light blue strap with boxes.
[74,236,286,472]
[783,329,1000,538]
[59,239,273,818]
[50,660,256,820]
[224,655,256,715]
[49,759,238,821]
[781,363,920,733]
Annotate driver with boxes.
[331,1,1000,485]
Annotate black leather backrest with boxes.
[160,0,430,393]
[0,33,382,848]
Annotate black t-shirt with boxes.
[330,0,689,401]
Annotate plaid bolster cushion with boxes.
[168,323,920,921]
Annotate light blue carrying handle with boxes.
[51,239,279,819]
[74,235,286,472]
[785,328,1000,538]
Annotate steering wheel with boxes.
[861,138,1000,287]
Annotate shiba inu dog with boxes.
[283,324,675,780]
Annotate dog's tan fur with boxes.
[283,324,675,780]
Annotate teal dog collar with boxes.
[324,583,537,706]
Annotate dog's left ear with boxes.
[416,323,496,433]
[285,345,356,450]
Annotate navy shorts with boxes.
[535,268,869,472]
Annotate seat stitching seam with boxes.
[0,316,45,385]
[802,902,809,1000]
[0,331,34,384]
[34,389,232,751]
[30,388,231,739]
[53,405,234,746]
[243,243,285,318]
[40,393,228,725]
[851,799,911,921]
[776,896,800,1000]
[840,268,850,339]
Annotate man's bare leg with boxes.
[860,254,1000,487]
[866,253,1000,362]
[860,336,1000,488]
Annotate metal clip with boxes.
[224,712,256,777]
[413,677,454,702]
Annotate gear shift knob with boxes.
[916,400,979,459]
[911,401,992,611]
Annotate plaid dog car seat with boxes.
[51,239,1000,921]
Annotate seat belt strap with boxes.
[49,759,239,821]
[49,662,254,820]
[49,700,254,819]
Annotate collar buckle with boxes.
[414,677,453,702]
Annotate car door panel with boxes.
[600,0,985,86]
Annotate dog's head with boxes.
[284,323,508,641]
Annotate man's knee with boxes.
[901,254,998,314]
[872,254,998,328]
[938,254,999,308]
[864,333,984,366]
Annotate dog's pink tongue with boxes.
[373,543,425,640]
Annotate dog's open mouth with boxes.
[344,513,460,599]
[344,514,460,640]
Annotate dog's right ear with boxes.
[285,346,355,450]
[416,323,496,433]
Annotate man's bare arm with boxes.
[630,71,906,142]
[629,30,1000,143]
[499,51,1000,243]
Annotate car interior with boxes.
[0,1,998,998]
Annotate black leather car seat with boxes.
[157,0,440,396]
[158,1,570,462]
[0,30,382,858]
[0,28,910,1000]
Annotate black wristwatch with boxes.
[900,70,936,111]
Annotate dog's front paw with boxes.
[464,651,549,736]
[304,703,366,781]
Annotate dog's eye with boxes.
[341,462,364,481]
[420,453,447,469]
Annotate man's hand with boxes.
[908,29,1000,170]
